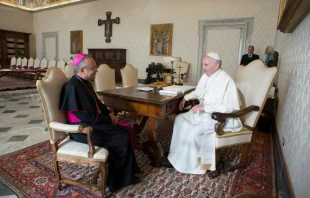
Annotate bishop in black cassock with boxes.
[59,54,140,193]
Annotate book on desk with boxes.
[159,85,195,96]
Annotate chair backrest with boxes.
[36,67,69,144]
[63,63,74,78]
[10,57,16,66]
[173,61,190,79]
[27,57,34,68]
[40,58,48,69]
[16,57,22,67]
[235,60,278,128]
[121,64,138,87]
[67,60,73,65]
[56,59,66,69]
[21,57,28,68]
[48,59,56,68]
[95,64,116,91]
[34,58,40,68]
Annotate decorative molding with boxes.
[42,32,59,60]
[197,17,254,82]
[277,0,310,33]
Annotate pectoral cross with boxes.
[98,11,120,43]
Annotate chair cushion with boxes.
[57,137,108,162]
[215,127,252,148]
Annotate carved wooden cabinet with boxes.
[88,48,126,83]
[0,29,31,69]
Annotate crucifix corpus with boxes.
[98,11,120,43]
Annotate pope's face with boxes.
[202,56,220,76]
[81,58,97,81]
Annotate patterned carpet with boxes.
[0,77,38,98]
[0,114,276,198]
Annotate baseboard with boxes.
[272,124,295,198]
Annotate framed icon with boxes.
[163,73,173,85]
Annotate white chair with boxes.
[36,66,108,197]
[67,60,73,65]
[16,57,22,69]
[203,60,278,178]
[56,59,66,70]
[95,64,116,91]
[21,57,28,69]
[10,57,17,69]
[120,64,138,87]
[33,58,41,69]
[48,58,56,68]
[40,58,48,69]
[63,63,74,78]
[27,57,34,68]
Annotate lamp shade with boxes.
[170,56,182,62]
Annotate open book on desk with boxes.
[159,85,196,96]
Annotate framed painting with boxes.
[150,23,173,56]
[70,30,83,54]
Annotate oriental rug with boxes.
[0,117,276,198]
[0,77,36,91]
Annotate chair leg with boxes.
[100,162,108,198]
[54,159,62,190]
[239,143,251,169]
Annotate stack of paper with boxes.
[159,85,195,96]
[136,87,154,92]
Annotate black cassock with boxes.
[59,75,139,192]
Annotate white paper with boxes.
[136,87,154,92]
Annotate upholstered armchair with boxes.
[36,67,109,197]
[192,60,278,178]
[63,63,74,78]
[95,64,116,91]
[121,64,138,87]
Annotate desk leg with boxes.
[145,117,163,167]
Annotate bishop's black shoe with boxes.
[131,175,141,184]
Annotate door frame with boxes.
[42,31,59,61]
[197,17,254,82]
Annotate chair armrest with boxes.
[211,105,260,135]
[49,122,96,158]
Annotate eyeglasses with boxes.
[83,65,97,71]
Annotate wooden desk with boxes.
[97,87,194,167]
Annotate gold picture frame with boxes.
[150,23,173,56]
[163,73,173,85]
[70,30,83,54]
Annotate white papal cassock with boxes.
[168,69,243,174]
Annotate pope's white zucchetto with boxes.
[206,52,222,61]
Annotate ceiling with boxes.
[0,0,93,12]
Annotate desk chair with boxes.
[121,64,138,87]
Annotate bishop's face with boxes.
[81,58,97,81]
[202,56,220,77]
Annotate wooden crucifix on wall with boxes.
[98,11,120,43]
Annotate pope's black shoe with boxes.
[162,157,174,168]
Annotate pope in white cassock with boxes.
[166,52,243,174]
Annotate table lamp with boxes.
[169,56,182,74]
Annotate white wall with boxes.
[32,0,280,83]
[275,13,310,198]
[0,5,34,57]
